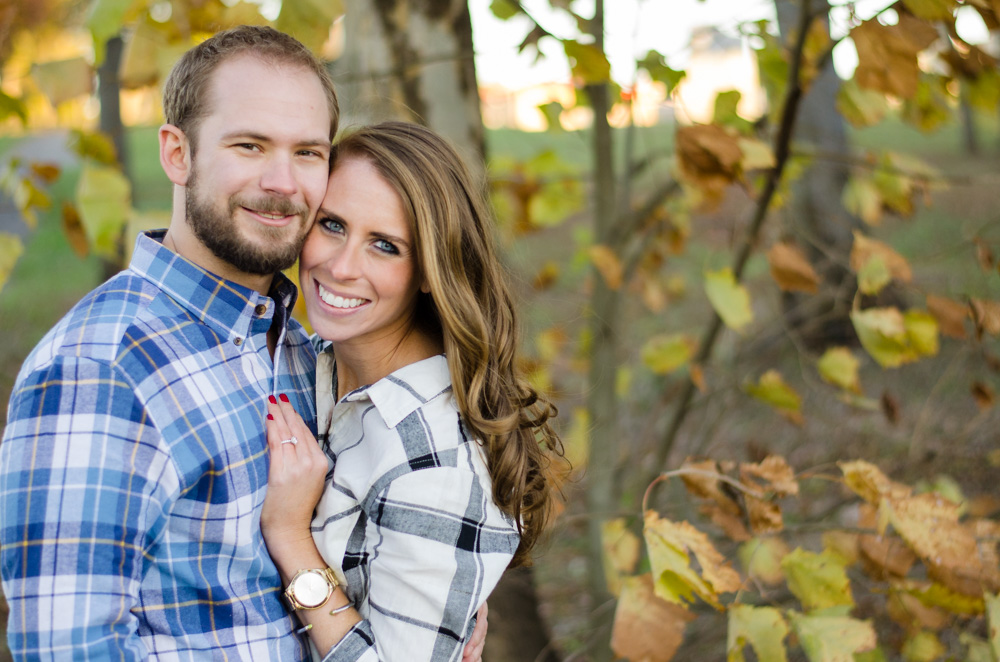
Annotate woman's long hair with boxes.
[330,122,564,566]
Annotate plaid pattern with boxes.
[0,231,316,661]
[311,347,520,662]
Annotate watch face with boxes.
[293,571,330,608]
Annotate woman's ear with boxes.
[420,278,431,294]
[159,124,192,186]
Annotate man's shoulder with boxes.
[19,269,187,378]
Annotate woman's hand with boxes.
[260,394,329,555]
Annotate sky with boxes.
[467,0,995,88]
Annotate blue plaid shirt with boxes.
[0,231,316,660]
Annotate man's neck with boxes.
[161,228,276,296]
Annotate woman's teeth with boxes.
[318,284,365,309]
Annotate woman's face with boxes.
[299,156,425,354]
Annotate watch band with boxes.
[284,567,339,611]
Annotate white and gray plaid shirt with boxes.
[310,344,519,662]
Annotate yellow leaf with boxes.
[926,294,968,339]
[903,310,939,358]
[275,0,344,54]
[837,78,889,128]
[588,244,623,290]
[901,630,946,662]
[644,510,742,610]
[782,548,855,612]
[0,233,25,295]
[120,16,167,89]
[843,176,883,226]
[788,612,877,661]
[641,333,696,374]
[818,347,861,393]
[986,592,1000,660]
[728,604,789,662]
[740,455,799,497]
[602,519,641,596]
[563,407,590,469]
[767,242,820,294]
[611,574,695,662]
[839,460,911,504]
[76,162,132,260]
[745,370,802,423]
[705,267,753,331]
[850,231,912,284]
[887,588,951,632]
[857,255,891,295]
[894,579,986,615]
[535,326,568,362]
[851,307,919,368]
[738,538,791,586]
[901,0,957,20]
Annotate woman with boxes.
[260,121,564,661]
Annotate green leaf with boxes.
[564,40,611,84]
[901,0,956,21]
[837,78,889,128]
[275,0,345,54]
[854,648,889,662]
[0,91,27,125]
[900,75,952,133]
[727,604,788,662]
[900,630,945,662]
[745,370,802,420]
[712,90,753,134]
[959,633,994,662]
[0,233,25,295]
[537,101,564,132]
[86,0,138,65]
[817,347,861,393]
[76,162,132,260]
[787,612,876,662]
[641,334,696,375]
[489,0,521,20]
[705,267,753,331]
[638,50,685,95]
[968,69,1000,112]
[738,538,790,586]
[781,548,854,612]
[842,176,883,226]
[857,255,891,295]
[12,178,52,229]
[69,130,118,166]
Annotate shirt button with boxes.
[233,337,243,346]
[255,304,268,316]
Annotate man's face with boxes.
[184,55,332,276]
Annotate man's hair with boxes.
[162,25,339,147]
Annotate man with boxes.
[0,26,485,660]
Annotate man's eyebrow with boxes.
[220,131,331,149]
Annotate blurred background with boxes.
[1,1,999,660]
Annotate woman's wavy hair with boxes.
[330,121,565,566]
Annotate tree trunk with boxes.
[583,1,618,659]
[329,0,485,167]
[482,567,561,662]
[97,34,129,275]
[774,0,861,348]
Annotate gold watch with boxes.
[284,567,339,610]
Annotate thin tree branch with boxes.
[644,0,817,488]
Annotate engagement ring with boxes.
[280,437,298,446]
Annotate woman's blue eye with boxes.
[374,239,398,255]
[320,218,345,233]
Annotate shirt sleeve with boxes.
[320,465,519,662]
[0,356,176,660]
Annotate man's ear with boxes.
[159,124,191,186]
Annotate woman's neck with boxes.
[332,330,444,401]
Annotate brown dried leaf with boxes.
[926,294,968,340]
[850,231,913,283]
[858,503,917,580]
[61,202,89,258]
[745,495,784,535]
[839,459,912,504]
[767,242,820,294]
[30,162,60,184]
[967,494,1000,518]
[887,588,952,631]
[972,381,995,410]
[700,502,751,542]
[532,261,559,290]
[971,298,1000,337]
[975,237,996,272]
[680,459,742,515]
[851,15,940,98]
[740,456,799,497]
[589,244,623,290]
[881,390,901,425]
[611,574,695,662]
[689,364,707,393]
[675,124,743,204]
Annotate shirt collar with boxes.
[322,349,451,429]
[129,230,298,339]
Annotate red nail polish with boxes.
[266,414,273,420]
[279,393,289,403]
[268,395,277,404]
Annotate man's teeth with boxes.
[318,284,365,309]
[256,211,286,220]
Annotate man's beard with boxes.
[185,168,311,277]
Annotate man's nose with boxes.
[260,155,297,197]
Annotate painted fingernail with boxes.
[266,414,273,420]
[279,393,289,403]
[268,395,277,404]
